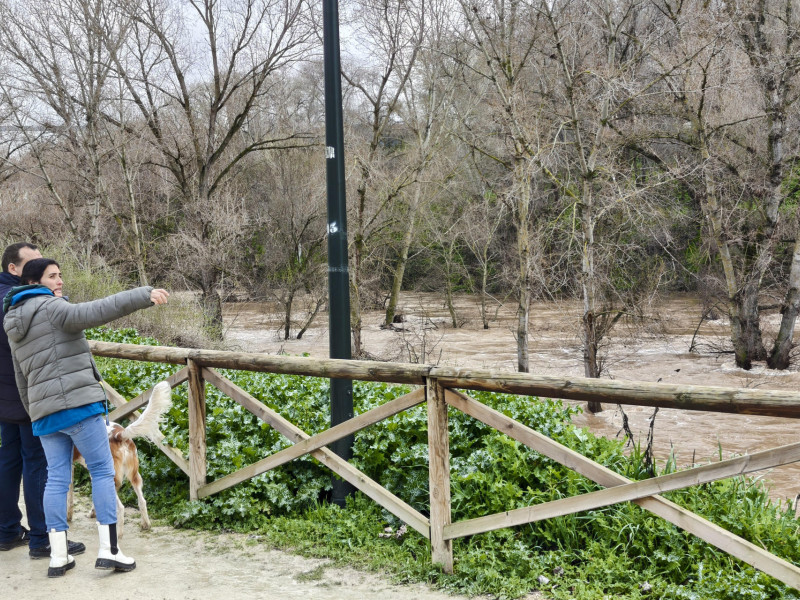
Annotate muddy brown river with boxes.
[223,293,800,505]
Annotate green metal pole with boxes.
[323,0,354,506]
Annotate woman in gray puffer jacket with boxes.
[3,258,168,578]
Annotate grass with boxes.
[295,565,328,582]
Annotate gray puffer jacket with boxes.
[3,286,153,422]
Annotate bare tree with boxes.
[454,0,554,373]
[340,0,426,356]
[382,0,461,328]
[460,180,507,330]
[100,120,152,286]
[645,0,800,370]
[93,0,316,337]
[0,0,124,258]
[257,145,328,340]
[730,0,800,370]
[529,0,701,411]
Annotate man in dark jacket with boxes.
[0,243,84,558]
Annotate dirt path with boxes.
[2,494,496,600]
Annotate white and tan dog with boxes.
[69,381,172,537]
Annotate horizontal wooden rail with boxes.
[445,439,800,539]
[89,341,800,417]
[432,370,800,417]
[89,340,431,385]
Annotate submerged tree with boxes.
[340,0,427,356]
[454,0,552,374]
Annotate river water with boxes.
[223,292,800,505]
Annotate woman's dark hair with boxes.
[21,258,59,285]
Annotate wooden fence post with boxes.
[427,377,453,573]
[188,358,207,500]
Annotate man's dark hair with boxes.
[21,258,59,285]
[2,242,39,272]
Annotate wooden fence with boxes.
[89,340,800,590]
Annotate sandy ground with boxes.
[2,494,514,600]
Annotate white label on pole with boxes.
[328,222,338,234]
[326,146,335,159]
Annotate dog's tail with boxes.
[120,381,172,441]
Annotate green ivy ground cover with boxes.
[85,327,800,600]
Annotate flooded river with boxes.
[223,293,800,504]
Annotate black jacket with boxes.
[0,271,27,423]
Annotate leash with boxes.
[99,381,110,425]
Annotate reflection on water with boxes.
[224,292,800,503]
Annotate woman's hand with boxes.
[150,289,170,305]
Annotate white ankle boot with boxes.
[95,523,136,572]
[47,529,75,577]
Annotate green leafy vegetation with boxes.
[86,327,800,600]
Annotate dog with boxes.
[69,381,172,537]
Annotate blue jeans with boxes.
[0,421,48,548]
[39,414,117,532]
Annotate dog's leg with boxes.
[116,494,125,539]
[73,456,97,519]
[130,470,150,530]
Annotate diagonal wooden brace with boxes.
[198,368,430,537]
[444,389,800,589]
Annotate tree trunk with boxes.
[579,178,602,412]
[445,282,458,329]
[583,312,599,378]
[697,138,751,369]
[583,311,602,417]
[768,236,800,368]
[737,281,767,366]
[350,237,364,357]
[297,296,325,340]
[282,289,295,340]
[88,160,101,259]
[385,203,416,326]
[444,239,459,329]
[132,233,149,287]
[120,144,149,287]
[201,287,224,341]
[351,168,368,358]
[516,290,530,373]
[480,260,489,330]
[514,151,531,373]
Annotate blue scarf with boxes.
[3,284,55,313]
